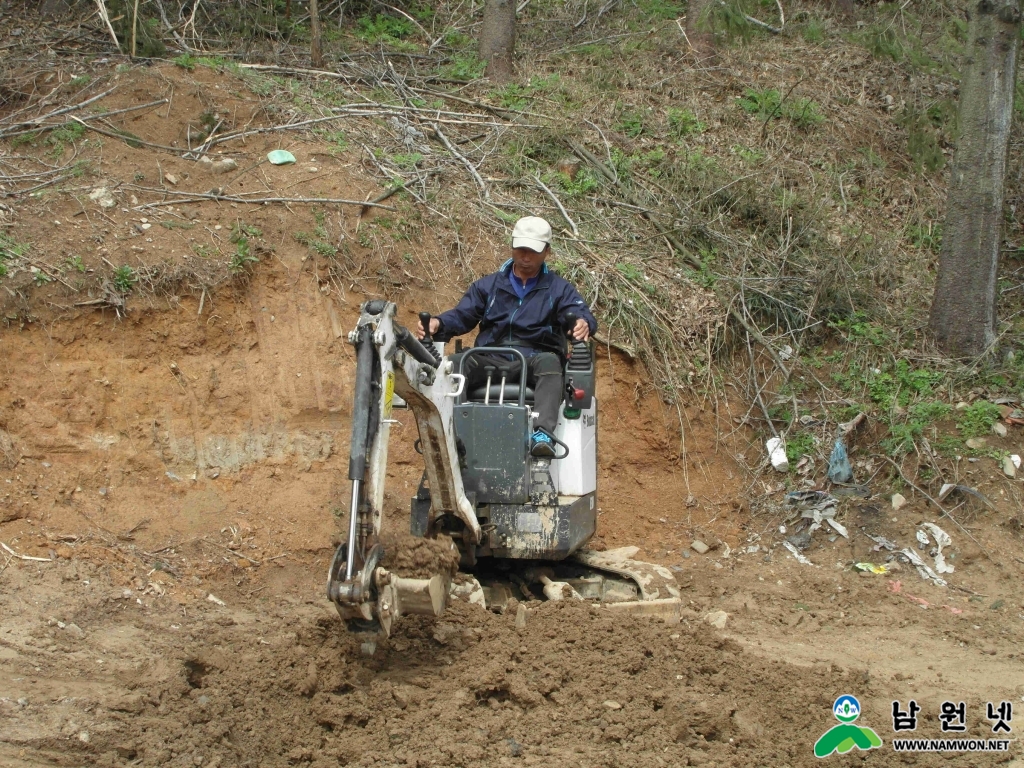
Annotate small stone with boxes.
[164,173,179,185]
[140,223,152,231]
[704,610,728,629]
[392,688,409,709]
[965,437,987,450]
[64,623,84,638]
[1001,456,1016,478]
[602,700,622,710]
[211,158,237,174]
[891,493,907,511]
[88,187,116,209]
[991,422,1007,437]
[515,603,527,630]
[690,540,710,555]
[78,732,90,744]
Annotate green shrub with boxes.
[113,265,136,294]
[957,401,1002,438]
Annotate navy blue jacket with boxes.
[436,259,597,355]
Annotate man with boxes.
[417,216,597,457]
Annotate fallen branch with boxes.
[69,116,182,153]
[432,122,489,201]
[534,174,579,237]
[1,541,52,562]
[134,191,397,210]
[0,87,117,137]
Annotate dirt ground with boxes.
[3,64,1024,768]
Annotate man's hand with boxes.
[571,318,590,342]
[416,317,441,340]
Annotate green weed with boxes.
[112,265,136,294]
[785,432,815,464]
[736,88,823,129]
[868,360,942,410]
[66,255,86,272]
[46,122,86,156]
[667,108,705,138]
[882,401,951,454]
[553,168,599,198]
[908,221,942,252]
[390,153,423,170]
[229,221,261,273]
[616,108,646,138]
[956,401,1002,438]
[801,19,825,44]
[442,53,486,81]
[356,14,415,44]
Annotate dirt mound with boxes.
[1,557,1010,768]
[379,532,460,579]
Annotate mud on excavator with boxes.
[327,301,681,636]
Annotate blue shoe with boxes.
[530,430,555,457]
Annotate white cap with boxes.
[511,216,552,252]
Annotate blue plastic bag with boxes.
[828,438,853,484]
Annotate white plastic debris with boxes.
[916,530,930,547]
[900,548,947,587]
[920,522,954,575]
[826,519,849,539]
[1012,454,1022,469]
[206,593,226,606]
[766,437,789,472]
[782,540,814,566]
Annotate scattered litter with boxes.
[899,548,947,587]
[267,149,296,165]
[916,530,930,547]
[853,562,889,575]
[920,523,954,574]
[704,610,729,629]
[827,439,853,484]
[778,344,793,361]
[891,493,907,511]
[1013,454,1022,469]
[782,540,814,566]
[766,436,788,472]
[865,533,897,552]
[206,593,226,606]
[165,471,182,481]
[942,605,963,615]
[826,519,849,538]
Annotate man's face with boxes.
[511,245,548,277]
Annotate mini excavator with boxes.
[327,301,681,636]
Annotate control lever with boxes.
[418,311,442,364]
[563,310,579,338]
[419,311,434,343]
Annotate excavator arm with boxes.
[326,300,477,635]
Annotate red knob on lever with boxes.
[573,388,585,400]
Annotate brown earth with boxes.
[2,64,1024,768]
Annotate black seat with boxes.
[468,383,535,404]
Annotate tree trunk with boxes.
[310,0,324,68]
[929,0,1021,356]
[479,0,516,82]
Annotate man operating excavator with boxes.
[416,216,597,458]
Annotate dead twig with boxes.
[1,541,52,562]
[133,190,397,210]
[534,174,579,237]
[432,122,489,201]
[0,87,117,137]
